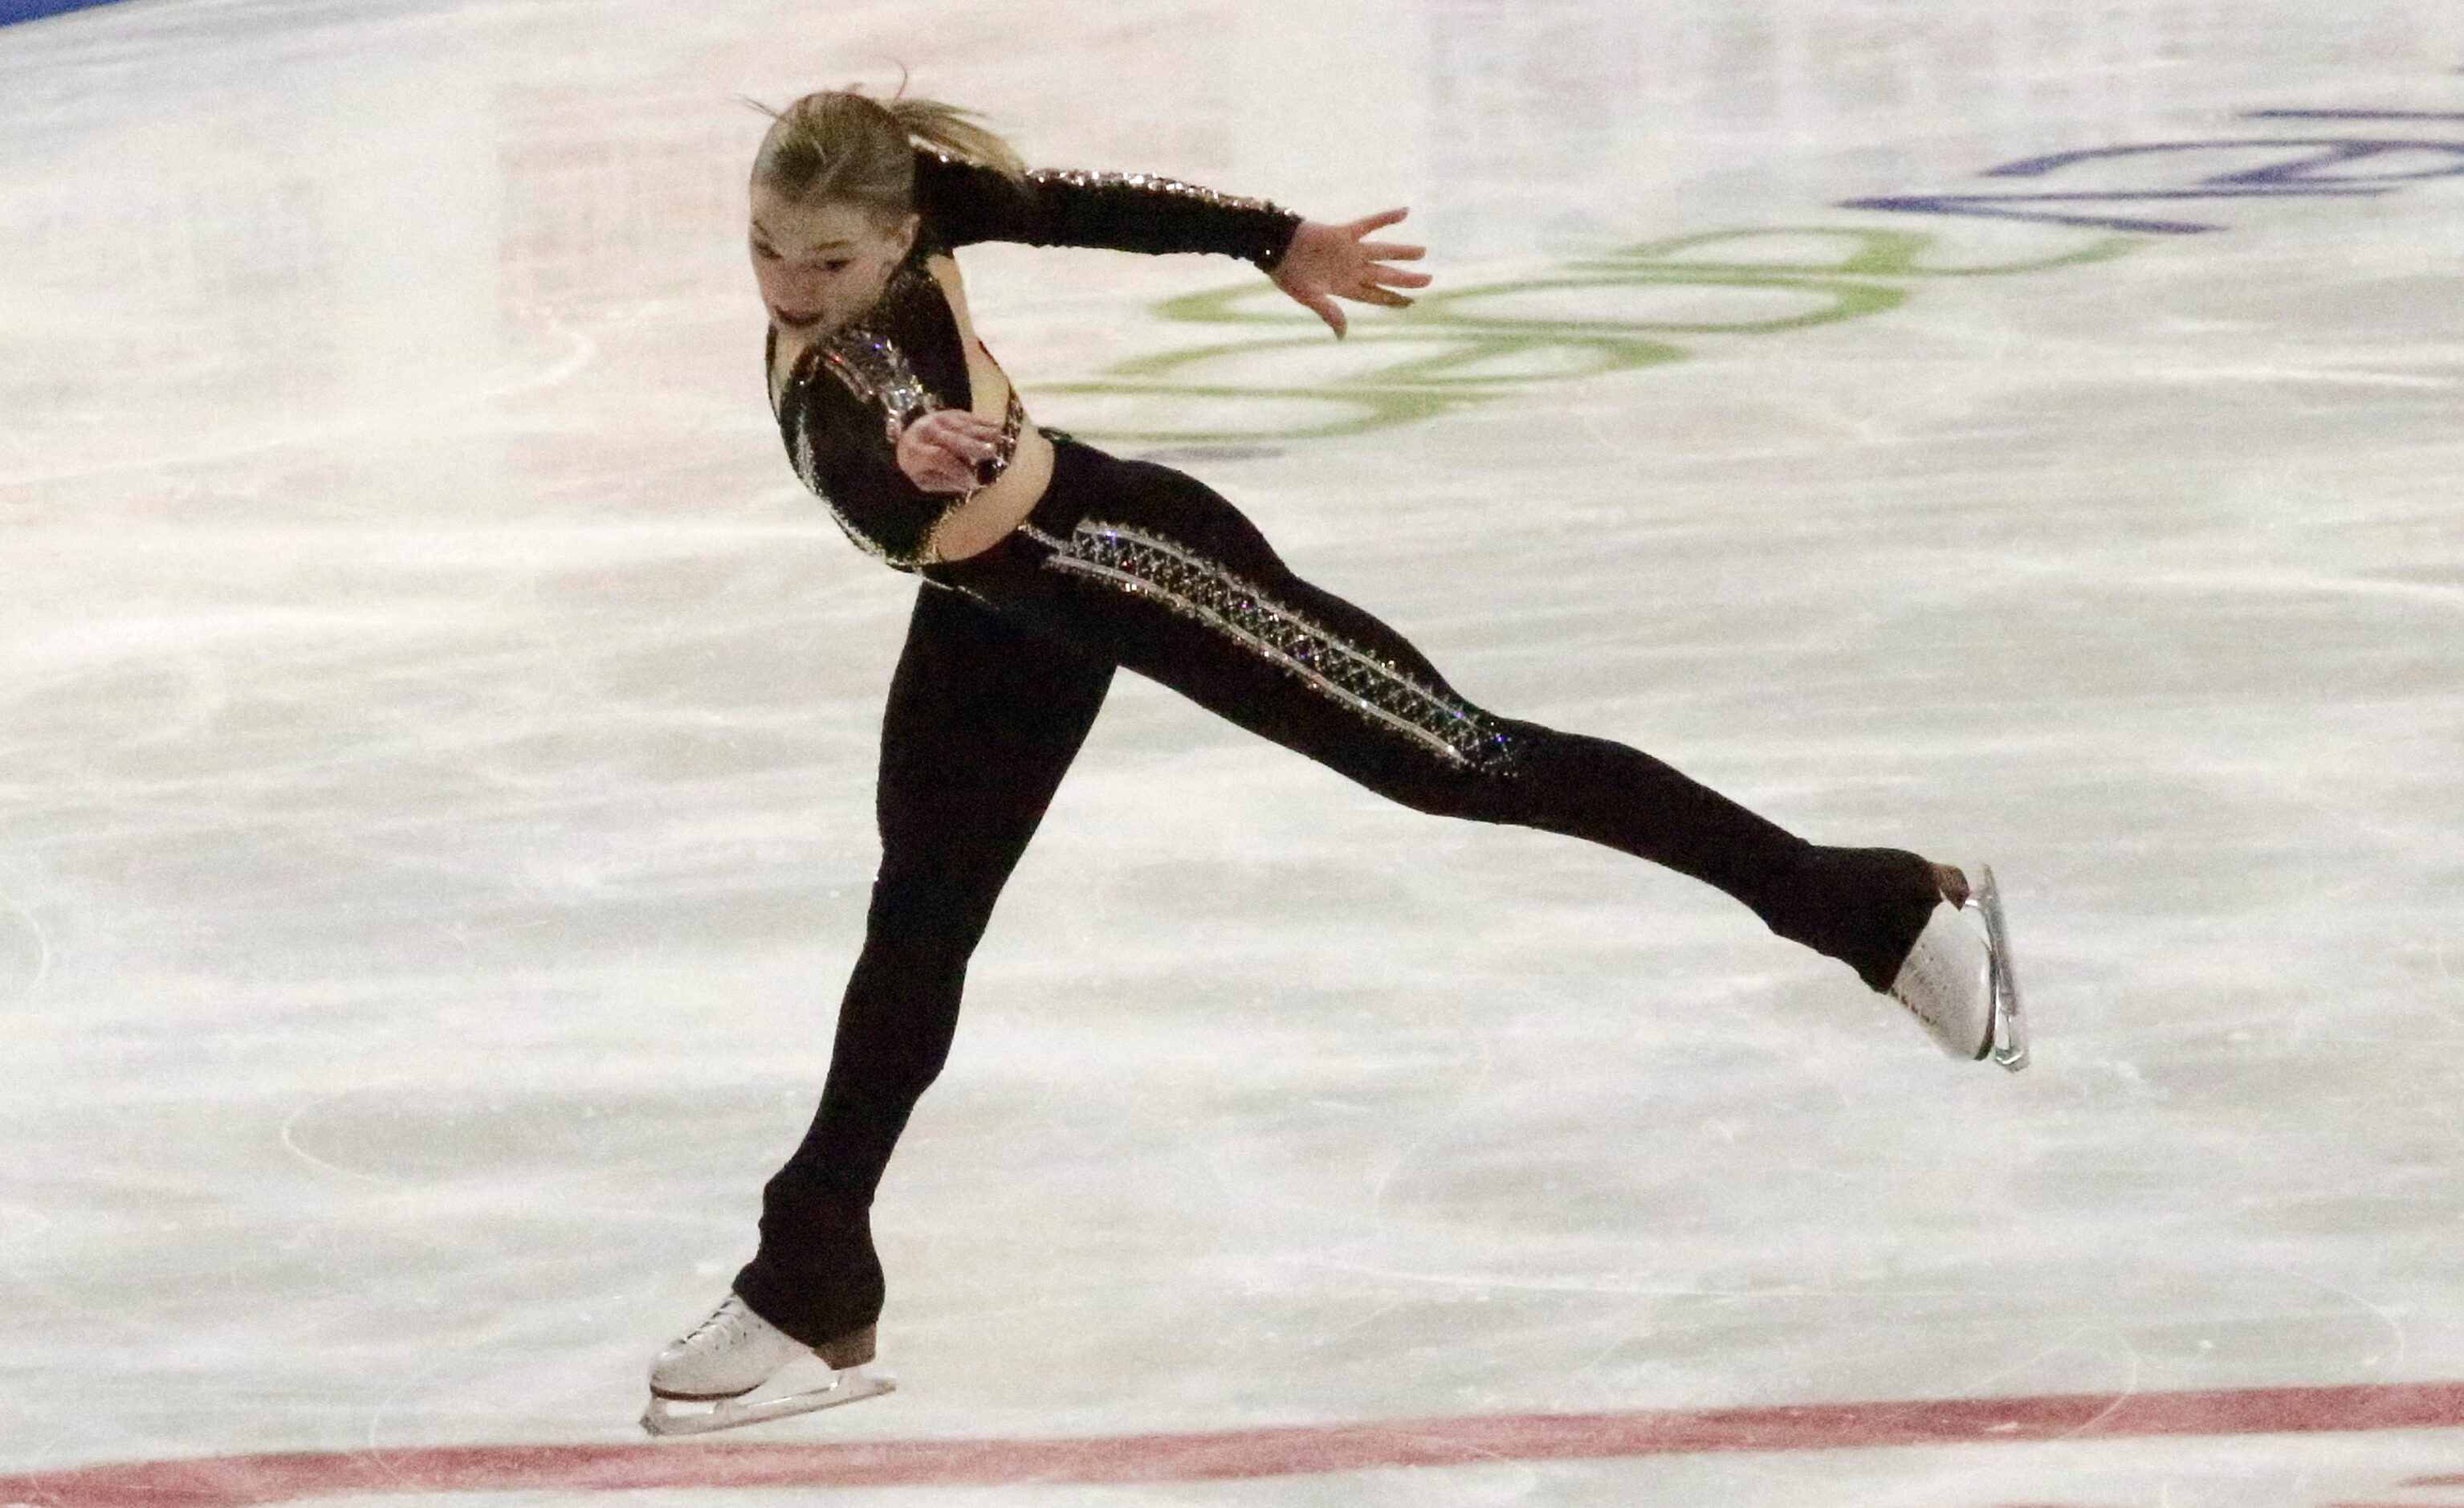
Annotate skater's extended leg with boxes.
[733,583,1114,1347]
[938,443,1950,993]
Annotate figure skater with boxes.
[639,88,2026,1436]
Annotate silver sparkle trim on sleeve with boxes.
[1025,166,1290,218]
[1035,520,1517,771]
[817,328,936,445]
[988,389,1025,475]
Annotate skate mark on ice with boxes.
[1362,1025,1495,1229]
[2050,1350,2144,1445]
[16,1380,2464,1504]
[2279,1267,2413,1373]
[1956,1322,2113,1402]
[277,1093,407,1188]
[0,887,49,1007]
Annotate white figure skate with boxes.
[1888,866,2027,1071]
[640,1294,894,1437]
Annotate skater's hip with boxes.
[921,434,1232,608]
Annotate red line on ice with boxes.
[7,1380,2464,1506]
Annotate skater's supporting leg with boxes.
[734,584,1114,1347]
[938,442,1946,989]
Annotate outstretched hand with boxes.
[1271,208,1431,338]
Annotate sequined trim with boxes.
[984,389,1025,481]
[1025,166,1289,218]
[817,329,935,446]
[1032,520,1517,770]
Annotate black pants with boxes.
[734,438,1942,1346]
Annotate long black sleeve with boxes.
[914,149,1302,269]
[782,359,952,572]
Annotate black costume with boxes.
[733,150,1944,1350]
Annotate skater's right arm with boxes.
[784,365,955,570]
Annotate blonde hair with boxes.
[751,88,1025,215]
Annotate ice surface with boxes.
[5,1,2464,1503]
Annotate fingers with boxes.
[1337,261,1429,309]
[908,455,979,493]
[1285,269,1423,321]
[1346,206,1411,234]
[899,454,970,492]
[1365,263,1432,290]
[914,410,1003,456]
[920,437,997,471]
[920,409,1003,440]
[898,410,1004,492]
[902,448,977,492]
[1358,241,1425,261]
[946,426,1004,461]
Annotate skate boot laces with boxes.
[651,1295,807,1400]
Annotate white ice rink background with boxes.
[5,2,2464,1505]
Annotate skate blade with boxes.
[1974,866,2028,1073]
[640,1366,895,1437]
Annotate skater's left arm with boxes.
[917,149,1301,266]
[916,152,1429,335]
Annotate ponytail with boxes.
[750,84,1024,215]
[881,96,1026,179]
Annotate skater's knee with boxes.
[835,943,967,1094]
[864,866,1005,953]
[830,1011,959,1100]
[1376,725,1544,825]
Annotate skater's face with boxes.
[748,185,917,337]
